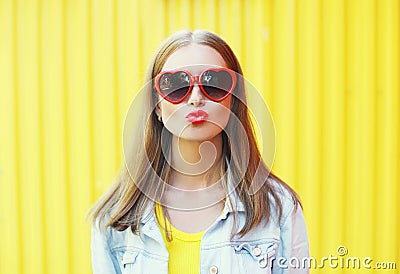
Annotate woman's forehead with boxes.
[161,44,227,73]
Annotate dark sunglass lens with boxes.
[201,70,233,100]
[159,72,190,102]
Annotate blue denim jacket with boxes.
[91,180,310,274]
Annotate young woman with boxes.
[89,30,309,274]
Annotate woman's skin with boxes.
[155,44,232,233]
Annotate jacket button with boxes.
[252,247,262,257]
[209,265,218,274]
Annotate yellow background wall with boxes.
[0,0,398,273]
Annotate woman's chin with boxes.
[174,124,223,142]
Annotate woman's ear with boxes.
[155,103,162,120]
[155,103,161,116]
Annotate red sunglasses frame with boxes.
[154,67,237,104]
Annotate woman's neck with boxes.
[169,134,223,190]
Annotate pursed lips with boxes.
[185,110,209,124]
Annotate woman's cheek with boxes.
[161,103,187,135]
[208,99,231,130]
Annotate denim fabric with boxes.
[91,179,310,274]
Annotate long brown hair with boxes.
[88,30,301,238]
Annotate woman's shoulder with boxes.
[267,176,297,202]
[91,210,143,250]
[91,209,114,237]
[91,202,154,239]
[266,175,301,224]
[90,204,123,239]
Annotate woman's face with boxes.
[156,44,232,141]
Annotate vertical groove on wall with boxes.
[397,1,400,264]
[292,0,300,208]
[317,0,323,258]
[136,0,144,79]
[374,0,381,261]
[188,0,194,30]
[341,0,347,252]
[162,0,168,35]
[12,1,23,274]
[392,0,399,263]
[239,0,245,70]
[371,0,377,258]
[37,0,47,273]
[61,0,72,273]
[113,0,120,170]
[87,0,96,205]
[343,0,349,253]
[265,1,273,116]
[214,0,220,35]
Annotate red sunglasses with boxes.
[154,67,237,104]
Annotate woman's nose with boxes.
[187,85,205,107]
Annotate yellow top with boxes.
[155,202,204,274]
